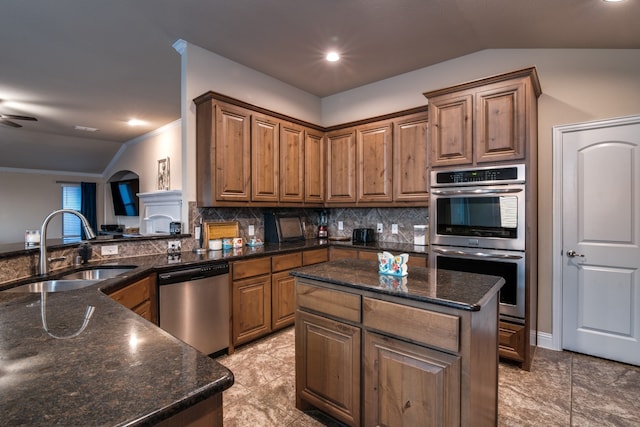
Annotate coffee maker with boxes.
[317,210,328,238]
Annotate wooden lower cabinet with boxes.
[232,257,273,346]
[232,248,330,347]
[232,273,272,346]
[296,310,361,427]
[108,274,157,324]
[272,269,297,330]
[499,321,526,363]
[295,279,499,426]
[364,332,461,427]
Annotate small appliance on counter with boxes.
[352,228,375,244]
[317,210,328,238]
[264,212,306,243]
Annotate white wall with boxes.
[0,169,103,243]
[102,120,182,229]
[176,41,322,228]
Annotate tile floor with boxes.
[216,327,640,426]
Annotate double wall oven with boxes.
[429,164,526,323]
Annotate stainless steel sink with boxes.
[3,266,137,293]
[61,267,136,281]
[5,279,99,293]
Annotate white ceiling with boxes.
[1,0,638,175]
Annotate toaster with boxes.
[352,228,375,244]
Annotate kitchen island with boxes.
[291,259,504,427]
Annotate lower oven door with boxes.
[430,245,525,321]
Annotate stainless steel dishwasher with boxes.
[158,262,229,356]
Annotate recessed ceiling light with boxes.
[603,0,625,2]
[127,119,147,126]
[74,125,98,132]
[326,52,340,62]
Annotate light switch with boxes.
[391,224,398,234]
[338,221,343,230]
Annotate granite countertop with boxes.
[291,258,504,311]
[328,239,429,255]
[0,239,430,425]
[0,252,238,426]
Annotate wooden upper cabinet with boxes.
[393,112,429,202]
[475,79,527,163]
[428,92,473,167]
[195,98,251,205]
[425,67,541,167]
[357,121,393,203]
[252,113,280,202]
[305,129,325,203]
[215,102,252,202]
[326,129,357,203]
[279,121,305,203]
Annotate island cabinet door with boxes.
[295,310,361,427]
[364,331,461,427]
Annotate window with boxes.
[62,183,82,243]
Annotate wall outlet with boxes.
[167,240,181,251]
[248,225,255,236]
[338,221,343,230]
[391,224,398,234]
[377,223,383,233]
[101,245,118,256]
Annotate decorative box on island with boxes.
[377,251,409,276]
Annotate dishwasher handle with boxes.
[158,262,229,285]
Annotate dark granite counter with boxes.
[328,239,429,255]
[290,258,504,311]
[0,251,236,426]
[0,239,432,425]
[0,263,233,425]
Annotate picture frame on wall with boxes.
[158,157,170,190]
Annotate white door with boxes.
[560,117,640,365]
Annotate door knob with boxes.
[566,249,585,258]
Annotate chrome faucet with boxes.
[39,209,96,276]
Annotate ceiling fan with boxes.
[0,113,38,128]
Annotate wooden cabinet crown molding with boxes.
[194,90,429,134]
[422,66,541,100]
[194,91,324,132]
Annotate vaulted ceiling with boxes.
[1,0,638,174]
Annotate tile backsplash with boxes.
[191,202,428,245]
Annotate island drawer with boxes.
[233,257,271,279]
[296,282,361,323]
[363,297,459,353]
[272,252,303,272]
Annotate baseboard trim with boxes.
[537,331,558,350]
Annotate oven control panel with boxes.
[432,164,525,186]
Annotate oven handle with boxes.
[430,188,523,196]
[432,247,524,260]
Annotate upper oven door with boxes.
[430,184,525,251]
